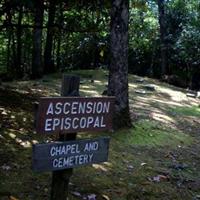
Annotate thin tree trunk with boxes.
[158,0,168,77]
[11,31,17,72]
[16,5,23,78]
[108,0,132,129]
[5,2,12,75]
[7,30,11,72]
[32,0,44,79]
[44,0,56,74]
[56,3,64,71]
[57,35,61,70]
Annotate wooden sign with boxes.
[32,137,110,172]
[36,97,115,134]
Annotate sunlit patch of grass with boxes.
[169,106,200,117]
[113,119,193,147]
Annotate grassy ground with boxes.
[0,69,200,200]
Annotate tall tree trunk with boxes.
[7,30,11,72]
[44,0,56,74]
[5,3,12,75]
[32,0,44,79]
[56,3,64,71]
[158,0,168,77]
[108,0,132,129]
[16,5,23,78]
[56,34,61,70]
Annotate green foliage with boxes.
[128,2,159,75]
[0,0,200,89]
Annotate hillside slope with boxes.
[0,70,200,200]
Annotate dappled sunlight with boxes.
[6,130,36,148]
[2,79,61,97]
[151,112,175,124]
[80,85,91,89]
[94,80,104,84]
[92,163,109,172]
[129,76,200,129]
[16,139,32,148]
[1,70,200,200]
[157,86,191,104]
[9,132,16,139]
[129,83,138,89]
[131,101,151,109]
[32,140,39,144]
[79,79,107,97]
[150,96,183,106]
[103,162,112,167]
[80,89,100,97]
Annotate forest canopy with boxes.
[0,0,200,90]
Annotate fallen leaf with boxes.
[149,175,169,182]
[127,165,134,170]
[9,196,19,200]
[2,111,8,115]
[141,162,147,166]
[71,191,81,197]
[102,194,110,200]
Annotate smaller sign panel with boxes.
[32,137,110,172]
[36,97,115,134]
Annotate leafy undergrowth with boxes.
[0,69,200,200]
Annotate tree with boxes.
[31,0,44,79]
[15,4,23,78]
[157,0,168,77]
[108,0,132,129]
[44,0,56,74]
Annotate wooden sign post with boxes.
[33,75,115,200]
[51,75,80,200]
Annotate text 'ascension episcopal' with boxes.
[36,97,115,134]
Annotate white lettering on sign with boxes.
[71,102,78,114]
[50,144,80,156]
[45,101,110,116]
[84,142,99,152]
[46,103,54,115]
[63,103,70,114]
[44,116,106,132]
[80,117,86,128]
[52,154,94,168]
[39,99,113,133]
[55,102,62,115]
[45,119,52,131]
[49,141,102,169]
[86,102,93,113]
[87,117,94,128]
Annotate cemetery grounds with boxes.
[0,70,200,200]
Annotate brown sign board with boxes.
[32,137,110,172]
[36,97,115,134]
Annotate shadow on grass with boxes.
[0,70,200,200]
